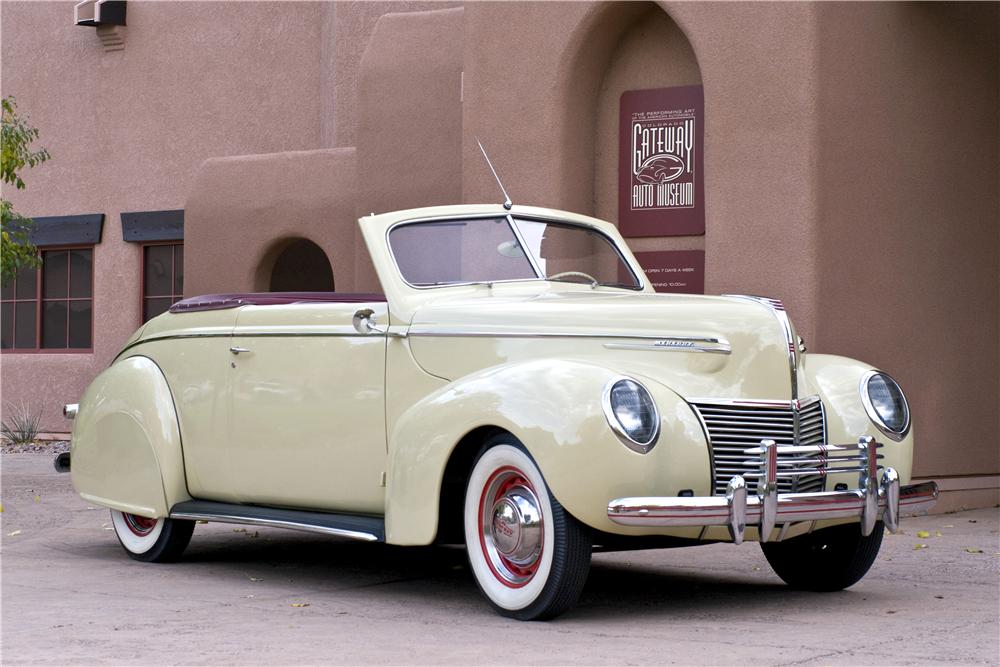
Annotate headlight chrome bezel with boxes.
[602,376,660,454]
[859,370,911,441]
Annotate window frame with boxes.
[139,241,184,324]
[0,244,96,354]
[385,214,645,292]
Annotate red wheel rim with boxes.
[123,513,158,537]
[478,465,544,588]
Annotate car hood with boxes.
[405,288,798,401]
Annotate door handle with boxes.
[229,346,251,355]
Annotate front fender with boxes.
[70,355,190,518]
[801,353,914,485]
[384,359,711,545]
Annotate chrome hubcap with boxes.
[491,493,542,564]
[123,513,157,537]
[480,467,544,587]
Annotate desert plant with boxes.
[1,401,41,446]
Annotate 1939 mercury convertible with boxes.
[63,204,937,620]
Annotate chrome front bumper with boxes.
[607,437,938,544]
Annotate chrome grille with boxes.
[692,399,828,495]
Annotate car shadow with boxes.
[167,529,852,620]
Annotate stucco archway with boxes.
[553,2,701,220]
[591,6,702,228]
[257,238,335,292]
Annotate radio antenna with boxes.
[476,137,512,210]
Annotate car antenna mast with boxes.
[476,137,512,210]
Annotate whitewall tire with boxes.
[110,510,195,563]
[464,435,591,620]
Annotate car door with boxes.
[224,298,388,514]
[145,306,241,503]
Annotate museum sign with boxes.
[619,85,705,237]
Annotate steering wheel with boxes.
[547,271,599,288]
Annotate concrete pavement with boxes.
[2,453,998,666]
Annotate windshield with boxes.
[388,217,642,289]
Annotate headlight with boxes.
[860,370,910,441]
[602,377,660,453]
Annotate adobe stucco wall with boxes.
[813,3,999,487]
[0,1,324,430]
[184,149,365,298]
[320,1,461,149]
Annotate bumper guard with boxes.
[607,436,938,544]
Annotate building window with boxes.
[1,248,94,351]
[142,243,183,322]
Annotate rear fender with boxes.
[70,355,190,518]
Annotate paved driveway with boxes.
[2,453,998,666]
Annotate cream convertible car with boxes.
[64,204,937,620]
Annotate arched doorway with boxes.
[267,238,335,292]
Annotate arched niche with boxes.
[592,6,702,232]
[256,238,335,292]
[558,2,701,227]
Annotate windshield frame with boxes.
[385,213,645,292]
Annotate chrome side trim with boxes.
[603,335,731,354]
[137,331,372,342]
[119,330,382,356]
[408,329,727,345]
[128,326,729,354]
[231,330,376,338]
[168,511,381,542]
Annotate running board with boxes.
[169,500,384,542]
